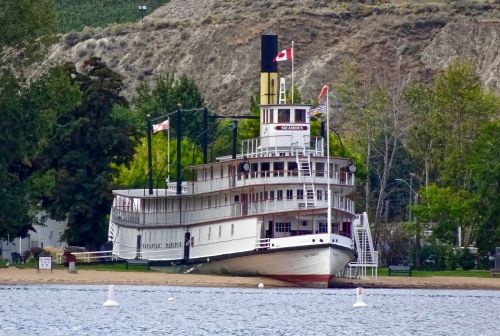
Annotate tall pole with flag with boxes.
[291,41,294,103]
[325,86,331,236]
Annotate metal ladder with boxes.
[297,154,316,208]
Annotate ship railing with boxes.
[241,136,324,157]
[266,233,354,250]
[255,238,270,249]
[192,169,355,194]
[111,196,355,228]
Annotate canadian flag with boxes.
[153,119,169,133]
[273,48,293,62]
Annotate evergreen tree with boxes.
[40,58,139,249]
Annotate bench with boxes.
[125,259,149,270]
[388,265,412,276]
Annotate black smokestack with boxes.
[261,34,278,73]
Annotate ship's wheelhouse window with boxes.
[294,109,306,123]
[278,109,290,123]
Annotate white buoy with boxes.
[353,287,368,308]
[258,283,264,289]
[103,285,119,307]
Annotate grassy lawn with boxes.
[378,267,492,278]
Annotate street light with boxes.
[138,1,147,22]
[396,174,416,221]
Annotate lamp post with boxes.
[138,1,147,22]
[396,174,420,268]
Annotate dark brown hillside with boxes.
[32,0,499,114]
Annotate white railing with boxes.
[55,250,117,264]
[192,169,355,194]
[56,249,184,264]
[111,196,355,228]
[255,238,270,249]
[241,135,324,158]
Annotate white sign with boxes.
[39,257,52,270]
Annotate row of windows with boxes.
[276,222,291,232]
[262,108,307,124]
[234,189,325,202]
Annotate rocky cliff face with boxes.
[35,0,500,114]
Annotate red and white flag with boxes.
[153,119,169,133]
[273,48,293,62]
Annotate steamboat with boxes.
[108,35,376,287]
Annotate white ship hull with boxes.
[197,244,354,288]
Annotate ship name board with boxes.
[275,125,308,131]
[304,251,319,258]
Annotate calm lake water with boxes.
[0,285,498,336]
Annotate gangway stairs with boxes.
[347,212,378,278]
[297,154,316,208]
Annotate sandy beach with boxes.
[0,267,499,289]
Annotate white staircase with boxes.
[348,212,378,278]
[297,154,316,208]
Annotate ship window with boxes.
[286,189,293,200]
[218,225,222,238]
[288,162,298,176]
[276,222,291,232]
[297,189,303,199]
[273,162,284,176]
[270,190,275,199]
[261,162,270,177]
[302,221,308,227]
[231,223,234,236]
[316,162,325,177]
[234,195,240,202]
[278,109,290,123]
[317,189,323,201]
[277,190,283,200]
[319,222,327,233]
[295,109,306,123]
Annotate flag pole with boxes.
[291,41,294,103]
[326,87,331,236]
[167,117,170,183]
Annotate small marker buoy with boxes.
[353,287,368,308]
[103,285,119,307]
[258,283,264,288]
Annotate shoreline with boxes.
[0,268,499,290]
